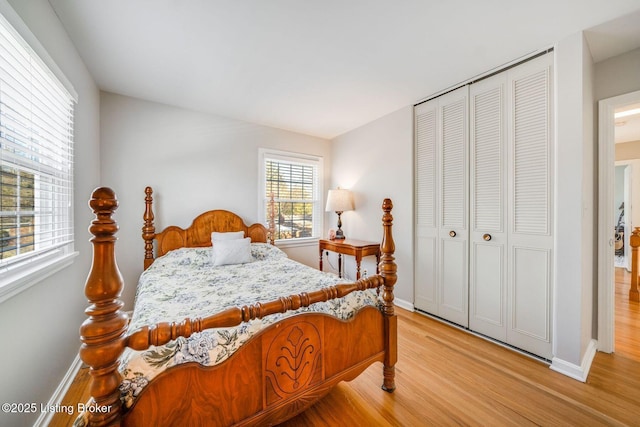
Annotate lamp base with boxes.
[334,211,345,240]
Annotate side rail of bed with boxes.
[126,276,386,349]
[80,187,396,426]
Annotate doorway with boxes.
[598,89,640,353]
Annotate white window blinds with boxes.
[261,150,322,241]
[0,13,75,269]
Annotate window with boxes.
[0,10,75,298]
[260,149,323,243]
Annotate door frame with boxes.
[598,89,640,353]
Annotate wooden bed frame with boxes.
[80,186,397,426]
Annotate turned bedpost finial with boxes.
[379,198,397,316]
[81,187,128,426]
[142,186,156,270]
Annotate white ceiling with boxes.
[48,1,640,139]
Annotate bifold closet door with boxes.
[414,99,439,314]
[439,88,469,327]
[415,86,469,327]
[506,53,554,360]
[469,73,508,341]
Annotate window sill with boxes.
[275,237,319,249]
[0,251,78,304]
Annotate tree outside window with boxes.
[0,166,35,259]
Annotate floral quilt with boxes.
[118,243,381,408]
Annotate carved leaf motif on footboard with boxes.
[265,321,323,405]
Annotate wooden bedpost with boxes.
[379,198,397,392]
[142,186,156,270]
[80,188,128,426]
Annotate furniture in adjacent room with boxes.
[319,238,381,280]
[79,186,397,427]
[628,227,640,302]
[414,52,554,360]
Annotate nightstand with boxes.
[319,239,380,280]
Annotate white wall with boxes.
[543,29,629,381]
[100,92,332,308]
[581,33,597,357]
[594,47,640,101]
[0,1,101,426]
[552,32,596,372]
[329,106,413,307]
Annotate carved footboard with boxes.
[80,188,397,426]
[122,308,385,426]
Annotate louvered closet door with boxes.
[437,87,469,327]
[469,73,508,341]
[506,53,554,359]
[414,99,439,313]
[414,86,469,325]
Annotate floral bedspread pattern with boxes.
[119,244,381,408]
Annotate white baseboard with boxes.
[550,339,597,382]
[33,354,83,427]
[394,298,414,312]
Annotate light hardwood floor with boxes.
[52,270,639,426]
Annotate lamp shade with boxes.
[325,189,354,212]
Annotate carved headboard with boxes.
[142,187,275,269]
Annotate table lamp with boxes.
[325,188,354,240]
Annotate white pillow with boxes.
[211,231,245,242]
[212,237,253,266]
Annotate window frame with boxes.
[0,3,77,303]
[259,148,323,247]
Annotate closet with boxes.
[414,52,553,359]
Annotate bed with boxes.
[79,186,397,426]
